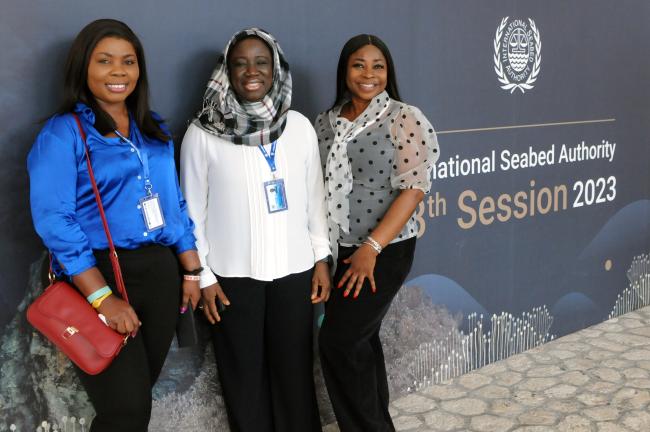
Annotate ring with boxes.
[198,305,204,309]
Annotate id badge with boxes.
[264,178,288,213]
[139,193,166,231]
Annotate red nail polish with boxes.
[343,291,349,298]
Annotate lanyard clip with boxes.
[144,180,153,196]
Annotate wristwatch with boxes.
[183,266,204,276]
[318,255,333,266]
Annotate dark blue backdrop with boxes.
[1,1,649,426]
[0,0,650,430]
[3,0,648,331]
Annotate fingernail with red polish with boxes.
[343,291,349,298]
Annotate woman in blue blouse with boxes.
[27,19,201,432]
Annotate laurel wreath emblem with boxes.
[493,17,542,93]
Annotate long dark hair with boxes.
[56,19,168,141]
[331,34,402,110]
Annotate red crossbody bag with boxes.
[27,113,130,375]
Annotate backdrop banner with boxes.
[1,0,649,429]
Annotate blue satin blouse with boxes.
[28,103,196,276]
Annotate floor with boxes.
[325,306,650,432]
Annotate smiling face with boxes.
[345,43,388,104]
[86,37,139,110]
[228,37,274,102]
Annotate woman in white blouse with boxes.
[315,34,440,431]
[180,28,330,432]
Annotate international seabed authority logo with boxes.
[493,17,541,93]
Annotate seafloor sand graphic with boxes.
[0,256,459,430]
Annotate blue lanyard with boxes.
[114,129,153,196]
[258,141,278,176]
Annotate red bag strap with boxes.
[70,113,129,304]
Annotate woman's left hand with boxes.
[338,244,378,299]
[181,279,201,313]
[311,261,331,303]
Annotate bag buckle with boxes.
[62,326,78,339]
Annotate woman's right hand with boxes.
[201,282,231,324]
[97,295,141,335]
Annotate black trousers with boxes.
[75,245,181,432]
[211,268,322,432]
[319,237,416,432]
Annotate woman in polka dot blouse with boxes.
[315,34,440,432]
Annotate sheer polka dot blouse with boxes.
[315,92,440,246]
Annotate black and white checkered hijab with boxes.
[193,28,292,146]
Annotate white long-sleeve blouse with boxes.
[180,110,331,287]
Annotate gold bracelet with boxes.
[92,292,112,309]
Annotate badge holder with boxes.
[264,178,288,213]
[139,181,166,232]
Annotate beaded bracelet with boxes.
[86,286,112,304]
[183,274,201,281]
